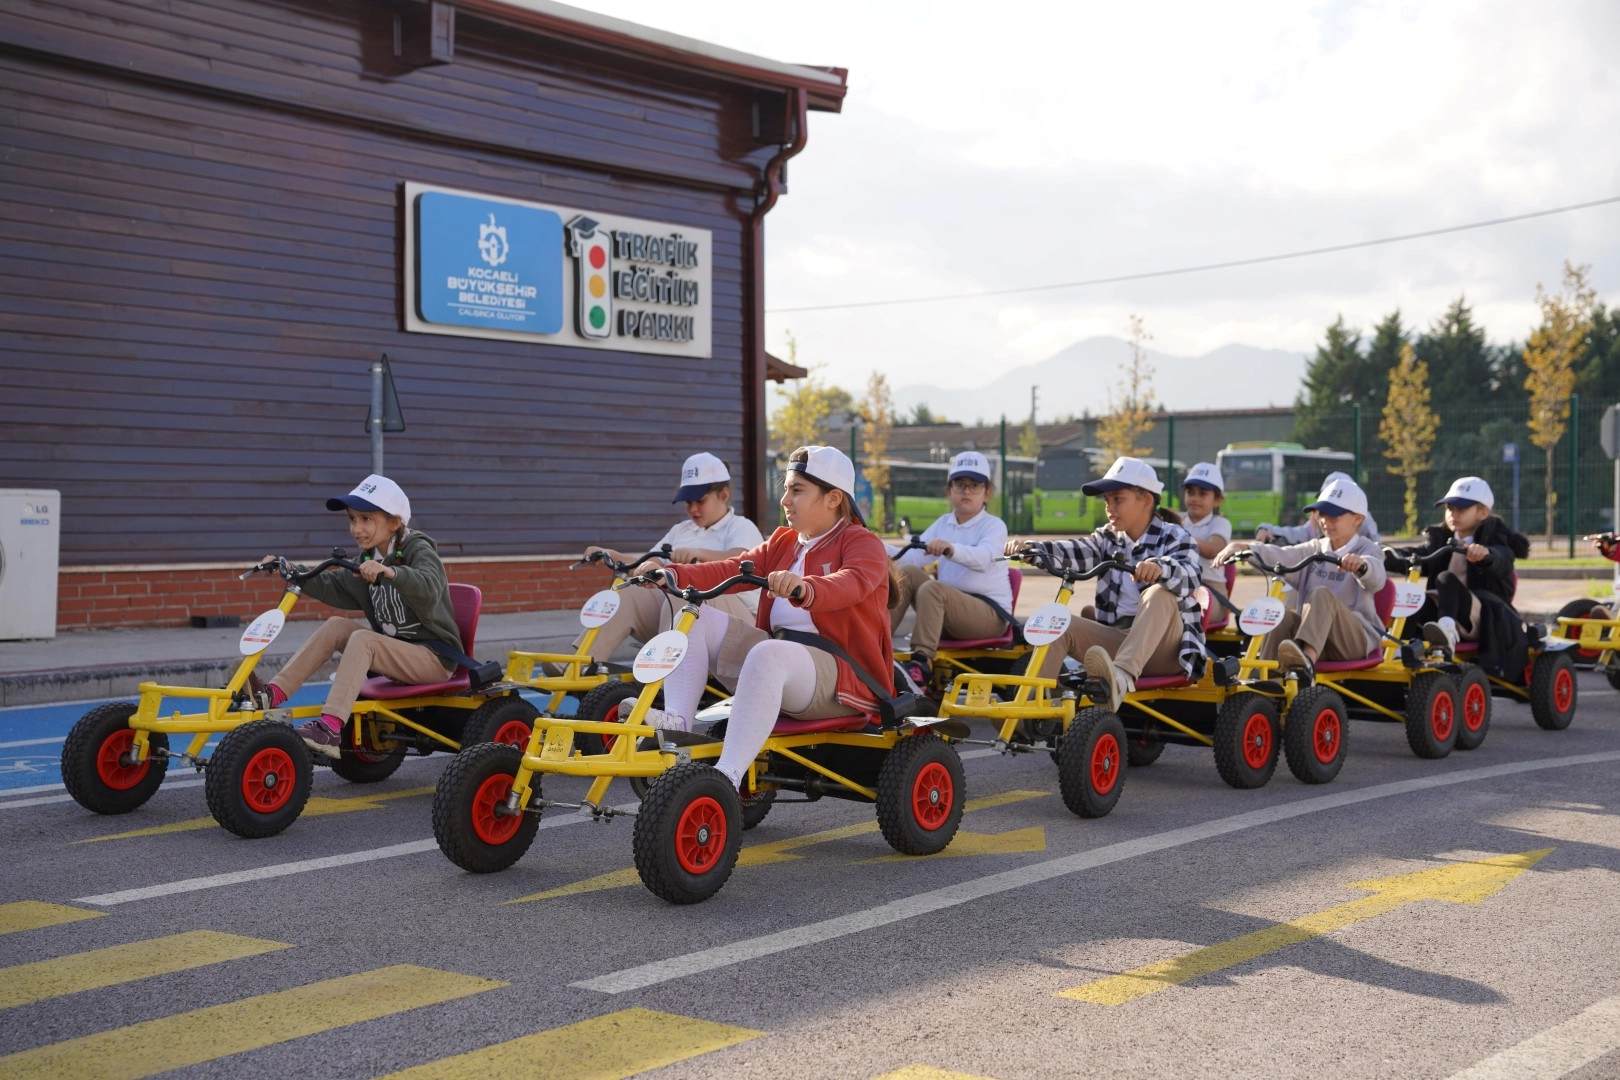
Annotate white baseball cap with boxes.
[674,451,731,503]
[327,474,411,524]
[1183,462,1224,492]
[1436,476,1494,510]
[788,445,865,524]
[949,450,992,485]
[1082,456,1164,496]
[1304,476,1369,518]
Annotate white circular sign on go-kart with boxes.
[1390,580,1427,620]
[239,608,286,655]
[1022,602,1073,646]
[1238,596,1288,637]
[633,629,690,684]
[577,589,621,628]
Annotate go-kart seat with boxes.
[938,569,1023,650]
[359,582,482,699]
[1312,580,1395,673]
[770,714,870,736]
[1133,673,1195,692]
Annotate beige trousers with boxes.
[572,584,753,661]
[1037,584,1184,680]
[889,563,1008,659]
[270,616,451,720]
[1262,587,1374,662]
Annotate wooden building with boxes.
[0,0,846,628]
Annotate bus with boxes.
[1215,442,1354,533]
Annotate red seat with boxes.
[938,568,1022,650]
[1454,641,1479,654]
[1372,579,1396,625]
[1133,673,1194,691]
[770,714,870,736]
[1314,651,1382,673]
[359,582,481,699]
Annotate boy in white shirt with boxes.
[887,451,1013,687]
[1180,462,1233,599]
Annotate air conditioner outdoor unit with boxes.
[0,489,60,640]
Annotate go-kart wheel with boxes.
[1057,707,1127,818]
[1553,598,1607,661]
[205,719,314,838]
[1212,694,1279,789]
[328,717,408,783]
[575,681,641,755]
[61,702,170,815]
[432,742,540,873]
[1530,651,1577,730]
[1125,723,1166,767]
[740,785,776,830]
[459,694,540,750]
[875,732,966,854]
[1403,673,1459,759]
[1283,686,1348,784]
[633,762,742,904]
[1453,665,1492,751]
[1606,665,1620,693]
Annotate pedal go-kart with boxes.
[1552,533,1620,685]
[431,563,967,904]
[888,534,1033,697]
[61,552,534,839]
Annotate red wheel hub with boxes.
[95,728,150,791]
[1312,707,1341,765]
[470,772,523,845]
[1241,711,1272,770]
[674,795,728,874]
[600,701,628,753]
[1462,681,1487,732]
[911,761,954,831]
[1430,690,1455,742]
[241,747,296,814]
[1091,733,1120,794]
[1554,668,1574,713]
[492,720,531,748]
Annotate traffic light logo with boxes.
[566,215,612,340]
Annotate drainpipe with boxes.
[745,88,808,524]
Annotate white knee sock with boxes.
[654,606,735,731]
[714,640,819,785]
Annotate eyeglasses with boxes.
[949,479,986,492]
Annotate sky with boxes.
[573,0,1620,398]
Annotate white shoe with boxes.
[638,707,690,734]
[1423,617,1459,658]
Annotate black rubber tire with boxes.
[432,742,541,873]
[632,762,742,904]
[1283,685,1349,784]
[875,732,966,855]
[575,681,642,755]
[327,716,408,783]
[1125,729,1166,767]
[1530,650,1578,730]
[205,719,314,838]
[1403,673,1459,759]
[1606,666,1620,692]
[61,702,169,815]
[458,694,540,750]
[1056,707,1127,818]
[740,787,776,830]
[1453,665,1492,751]
[1212,694,1279,790]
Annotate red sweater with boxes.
[667,520,894,716]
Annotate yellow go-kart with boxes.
[888,535,1032,698]
[431,563,967,904]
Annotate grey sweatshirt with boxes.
[1247,533,1388,653]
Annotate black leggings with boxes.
[1410,571,1474,632]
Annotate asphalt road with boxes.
[2,669,1619,1079]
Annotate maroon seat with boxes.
[1133,673,1194,692]
[938,569,1022,650]
[770,714,870,736]
[1314,653,1383,673]
[1454,641,1479,654]
[359,582,481,699]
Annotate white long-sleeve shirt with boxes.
[889,508,1013,612]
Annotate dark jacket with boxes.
[296,530,460,668]
[1386,516,1530,602]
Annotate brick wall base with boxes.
[55,556,614,631]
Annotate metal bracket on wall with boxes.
[394,0,455,67]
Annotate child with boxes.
[573,451,764,666]
[1179,462,1233,600]
[1217,476,1386,676]
[644,446,891,789]
[1010,457,1206,711]
[261,475,462,758]
[887,450,1013,687]
[1387,477,1529,670]
[1256,471,1382,543]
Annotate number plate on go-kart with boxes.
[633,629,689,684]
[1238,596,1288,637]
[578,589,621,628]
[238,609,286,655]
[1022,603,1073,646]
[1389,581,1427,619]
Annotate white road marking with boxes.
[572,749,1620,995]
[0,736,66,749]
[1445,994,1620,1079]
[73,803,639,906]
[0,779,207,810]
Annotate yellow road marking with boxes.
[505,788,1048,904]
[1059,848,1553,1005]
[0,930,292,1009]
[381,1007,761,1079]
[0,901,104,936]
[76,786,437,842]
[875,1067,999,1080]
[859,826,1046,863]
[0,964,504,1079]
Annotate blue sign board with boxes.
[415,192,563,333]
[1502,442,1518,464]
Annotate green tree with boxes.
[1380,342,1440,534]
[898,402,947,426]
[1095,314,1156,459]
[1573,301,1620,400]
[1524,261,1597,545]
[1016,421,1042,459]
[1293,316,1363,448]
[858,371,894,516]
[769,331,852,451]
[1418,297,1501,407]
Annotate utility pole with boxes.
[1030,385,1039,427]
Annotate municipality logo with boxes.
[477,213,509,267]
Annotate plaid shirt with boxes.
[1031,516,1207,679]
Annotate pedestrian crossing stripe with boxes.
[380,1007,762,1079]
[0,964,504,1079]
[0,901,104,936]
[0,930,292,1009]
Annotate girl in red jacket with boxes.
[650,445,892,788]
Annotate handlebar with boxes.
[1224,549,1349,576]
[1012,547,1135,582]
[890,538,928,561]
[1380,540,1466,573]
[620,560,795,603]
[574,543,674,574]
[240,549,363,583]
